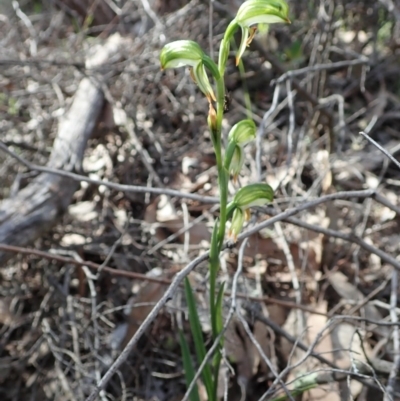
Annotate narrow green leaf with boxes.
[184,278,214,400]
[211,282,225,401]
[212,351,222,401]
[179,331,201,401]
[217,168,230,250]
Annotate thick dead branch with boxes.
[0,34,125,264]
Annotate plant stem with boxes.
[215,77,228,252]
[208,52,231,401]
[208,74,226,339]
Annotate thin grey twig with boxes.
[139,0,163,29]
[256,83,281,180]
[261,207,400,272]
[360,131,400,170]
[286,78,295,166]
[0,141,218,204]
[12,0,37,56]
[333,315,400,328]
[275,58,369,84]
[242,189,398,240]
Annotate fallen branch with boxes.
[0,34,125,264]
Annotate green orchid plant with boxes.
[160,1,290,400]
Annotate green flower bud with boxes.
[229,145,244,183]
[224,119,256,181]
[236,0,290,26]
[160,40,219,103]
[229,181,273,220]
[228,207,245,241]
[228,119,256,144]
[233,0,290,65]
[227,183,274,240]
[160,40,205,69]
[193,62,216,102]
[227,183,274,242]
[232,183,274,210]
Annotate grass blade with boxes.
[184,277,215,400]
[179,330,201,401]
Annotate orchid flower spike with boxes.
[160,40,219,103]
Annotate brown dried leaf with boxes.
[267,303,289,328]
[121,269,176,348]
[328,271,363,302]
[224,313,274,391]
[122,280,166,348]
[328,271,389,337]
[224,318,256,385]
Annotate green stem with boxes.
[208,74,226,341]
[208,220,219,339]
[215,53,228,252]
[207,54,229,401]
[217,167,228,252]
